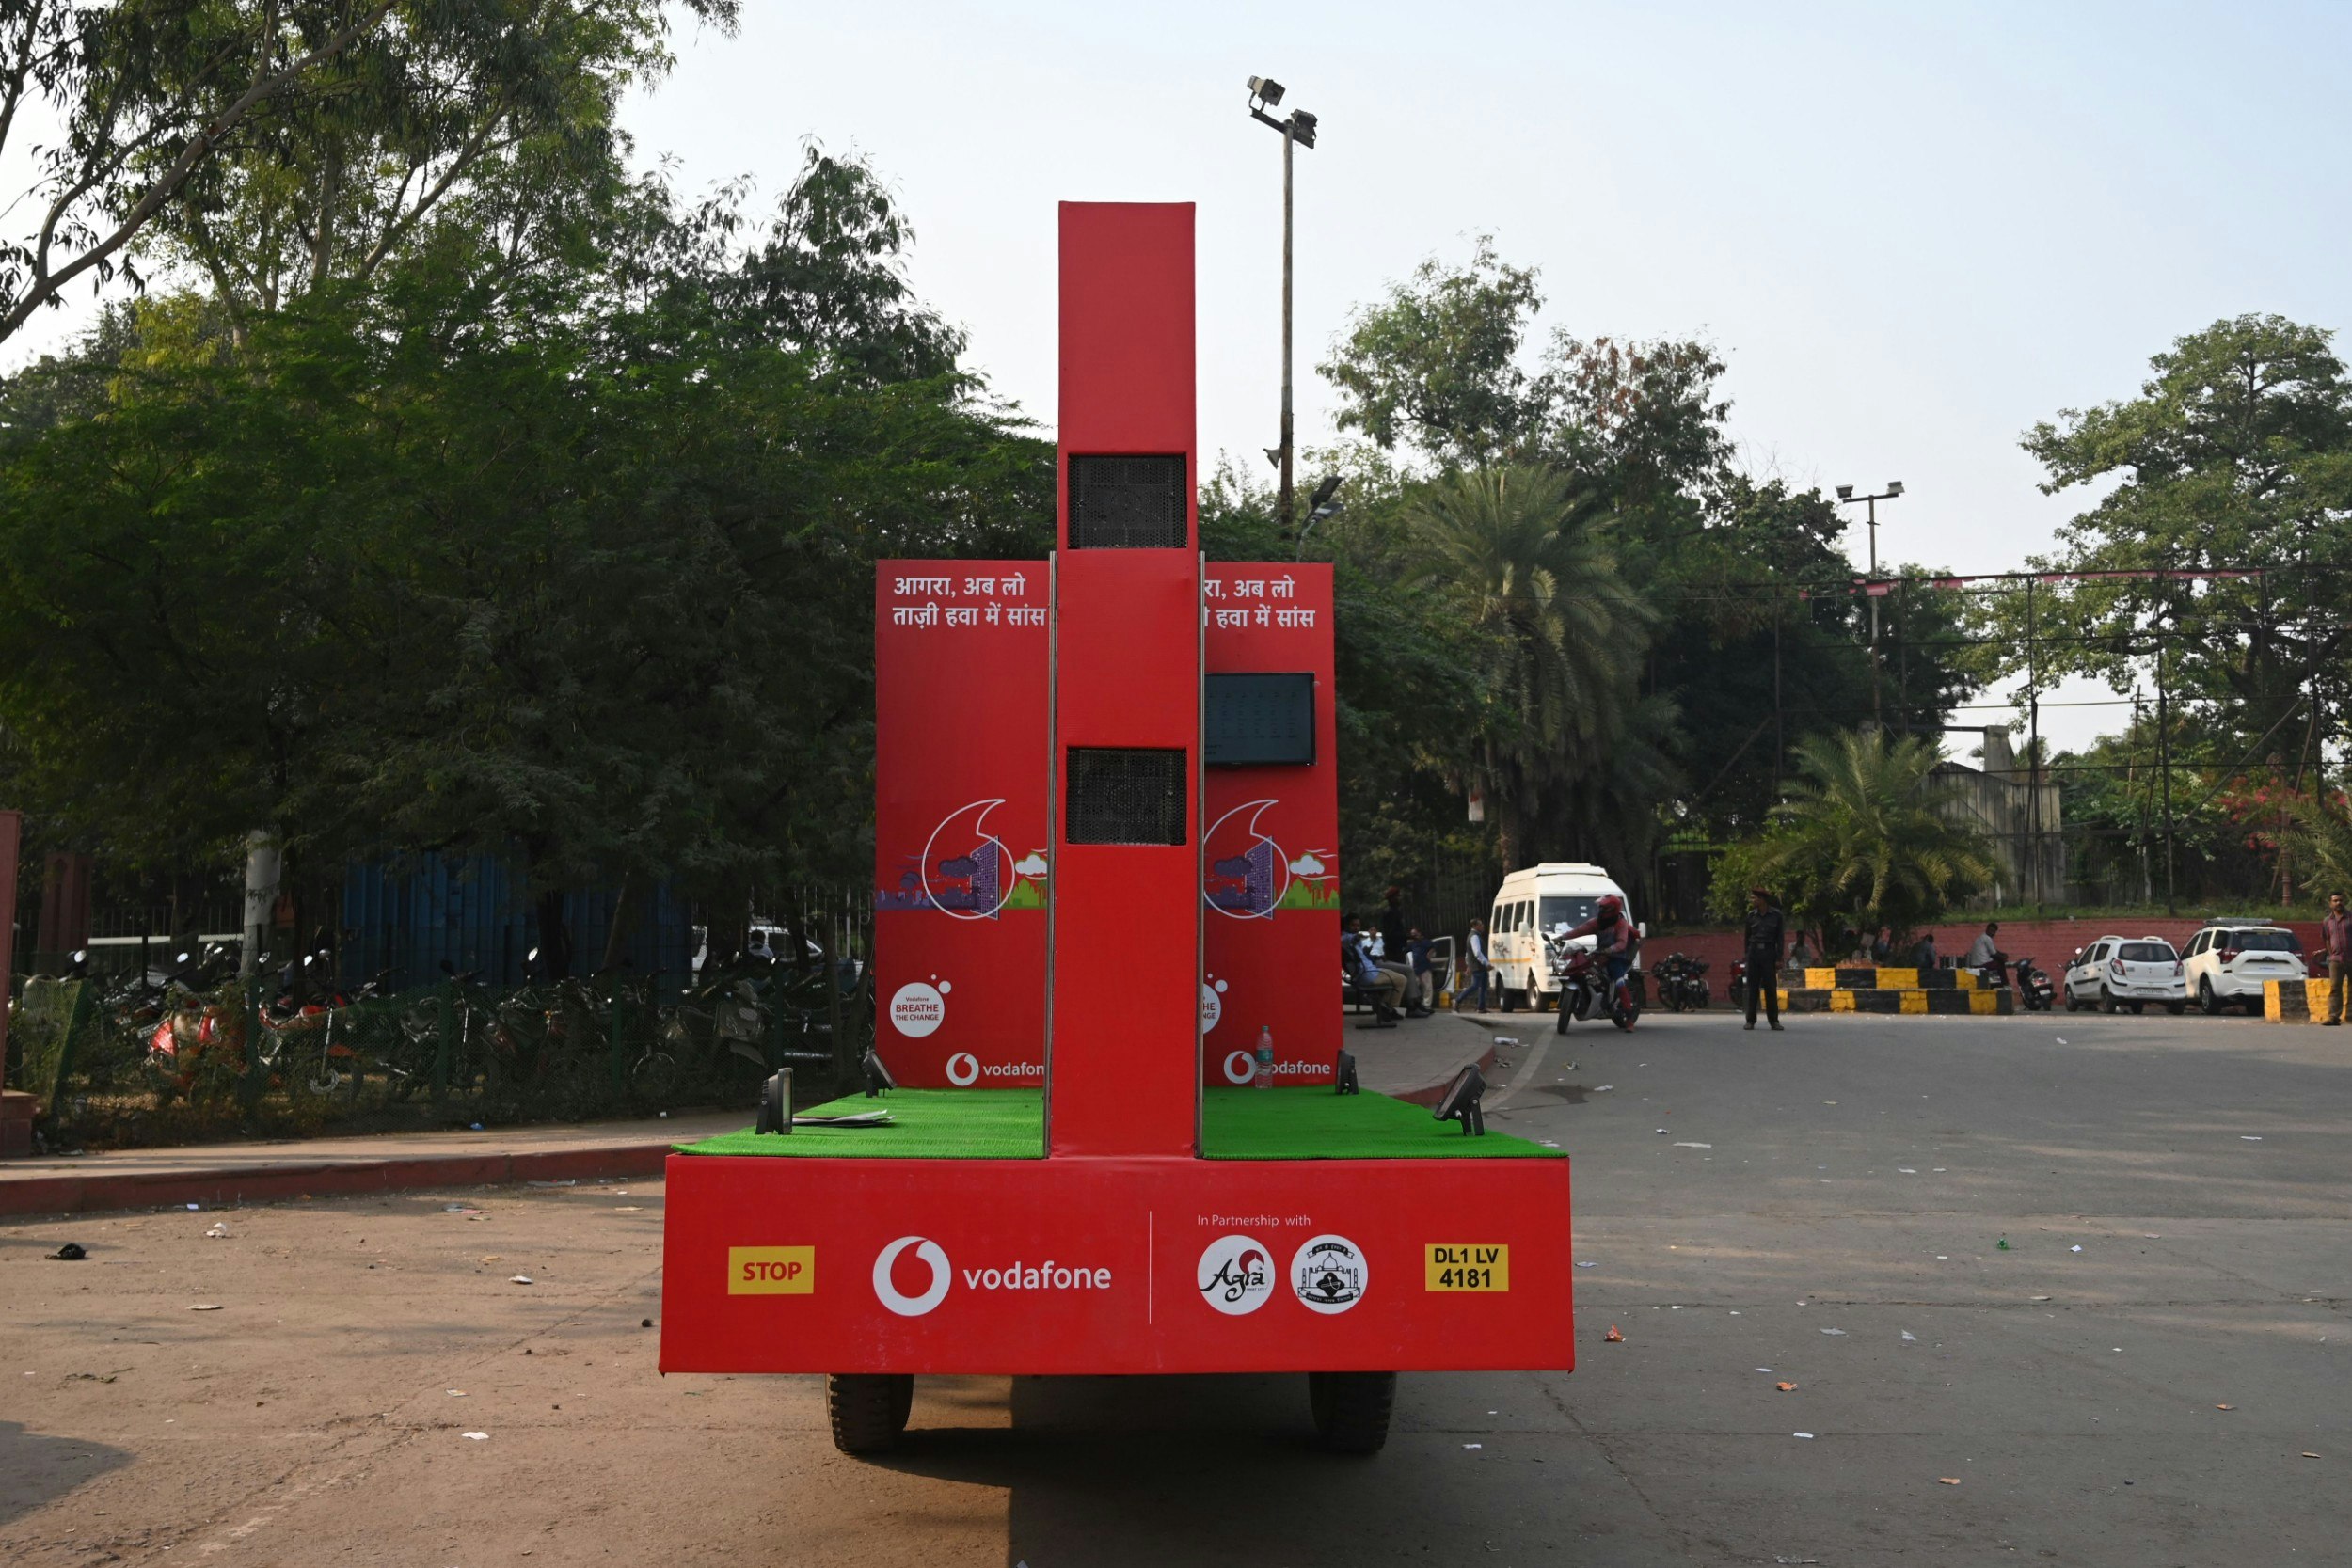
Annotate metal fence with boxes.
[5,959,874,1152]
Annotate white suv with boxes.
[2062,935,2186,1014]
[2180,924,2307,1015]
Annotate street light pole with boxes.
[1836,482,1905,728]
[1280,116,1294,530]
[1247,76,1317,531]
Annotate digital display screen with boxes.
[1205,673,1315,767]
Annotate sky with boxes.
[11,2,2349,755]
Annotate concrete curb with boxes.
[0,1141,677,1219]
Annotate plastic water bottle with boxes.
[1253,1025,1275,1089]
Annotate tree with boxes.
[1994,315,2352,753]
[0,0,738,347]
[1319,237,1547,468]
[0,152,1051,970]
[1716,729,1994,938]
[1401,464,1654,870]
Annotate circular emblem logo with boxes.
[872,1236,951,1317]
[1200,982,1223,1034]
[889,982,946,1038]
[946,1051,979,1086]
[1290,1233,1368,1314]
[1222,1050,1255,1085]
[1196,1234,1276,1315]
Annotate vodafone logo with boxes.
[946,1052,979,1086]
[1223,1051,1255,1085]
[872,1236,951,1317]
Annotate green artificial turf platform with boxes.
[676,1086,1563,1162]
[680,1089,1044,1160]
[1198,1087,1562,1160]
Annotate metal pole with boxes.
[1867,497,1881,727]
[1772,590,1784,793]
[2157,640,2176,915]
[2026,578,2040,908]
[1279,119,1295,531]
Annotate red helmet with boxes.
[1597,894,1624,913]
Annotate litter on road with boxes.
[1901,1331,1917,1342]
[1820,1328,1847,1336]
[462,1431,489,1440]
[188,1304,221,1311]
[1777,1381,1798,1392]
[1793,1432,1816,1439]
[49,1243,87,1260]
[509,1275,534,1284]
[1604,1325,1624,1342]
[1939,1477,1962,1485]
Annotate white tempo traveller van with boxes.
[1484,863,1638,1011]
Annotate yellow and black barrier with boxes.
[2264,978,2342,1022]
[1767,964,2010,1016]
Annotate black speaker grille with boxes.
[1069,454,1187,548]
[1066,748,1188,845]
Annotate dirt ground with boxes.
[4,1006,2347,1566]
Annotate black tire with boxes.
[2243,995,2264,1016]
[2099,986,2116,1015]
[827,1372,914,1455]
[2165,1001,2185,1015]
[1309,1370,1396,1454]
[2130,1001,2144,1015]
[1554,1002,1570,1035]
[2065,987,2081,1013]
[2198,976,2218,1015]
[1694,981,1711,1008]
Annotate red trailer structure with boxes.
[658,201,1572,1453]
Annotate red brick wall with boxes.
[1636,918,2322,997]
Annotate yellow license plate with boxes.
[727,1245,815,1294]
[1424,1244,1509,1291]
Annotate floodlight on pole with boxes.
[1244,74,1319,530]
[1295,474,1345,560]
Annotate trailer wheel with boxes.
[827,1372,914,1454]
[1309,1370,1396,1454]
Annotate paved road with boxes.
[4,1008,2345,1565]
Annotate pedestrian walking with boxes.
[2324,893,2351,1026]
[1463,918,1491,1012]
[1743,886,1786,1032]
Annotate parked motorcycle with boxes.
[2012,956,2057,1012]
[1651,952,1711,1013]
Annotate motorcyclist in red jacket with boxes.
[1564,895,1637,1003]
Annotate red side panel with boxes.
[659,1150,1574,1376]
[873,562,1051,1086]
[1202,563,1340,1084]
[1049,202,1200,1159]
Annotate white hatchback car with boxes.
[2062,935,2186,1014]
[2180,924,2307,1015]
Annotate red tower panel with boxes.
[1049,202,1200,1159]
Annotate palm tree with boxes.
[1404,464,1653,868]
[1752,728,1994,936]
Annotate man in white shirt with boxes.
[1963,922,1999,971]
[1464,918,1490,1012]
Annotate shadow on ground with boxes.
[0,1421,133,1528]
